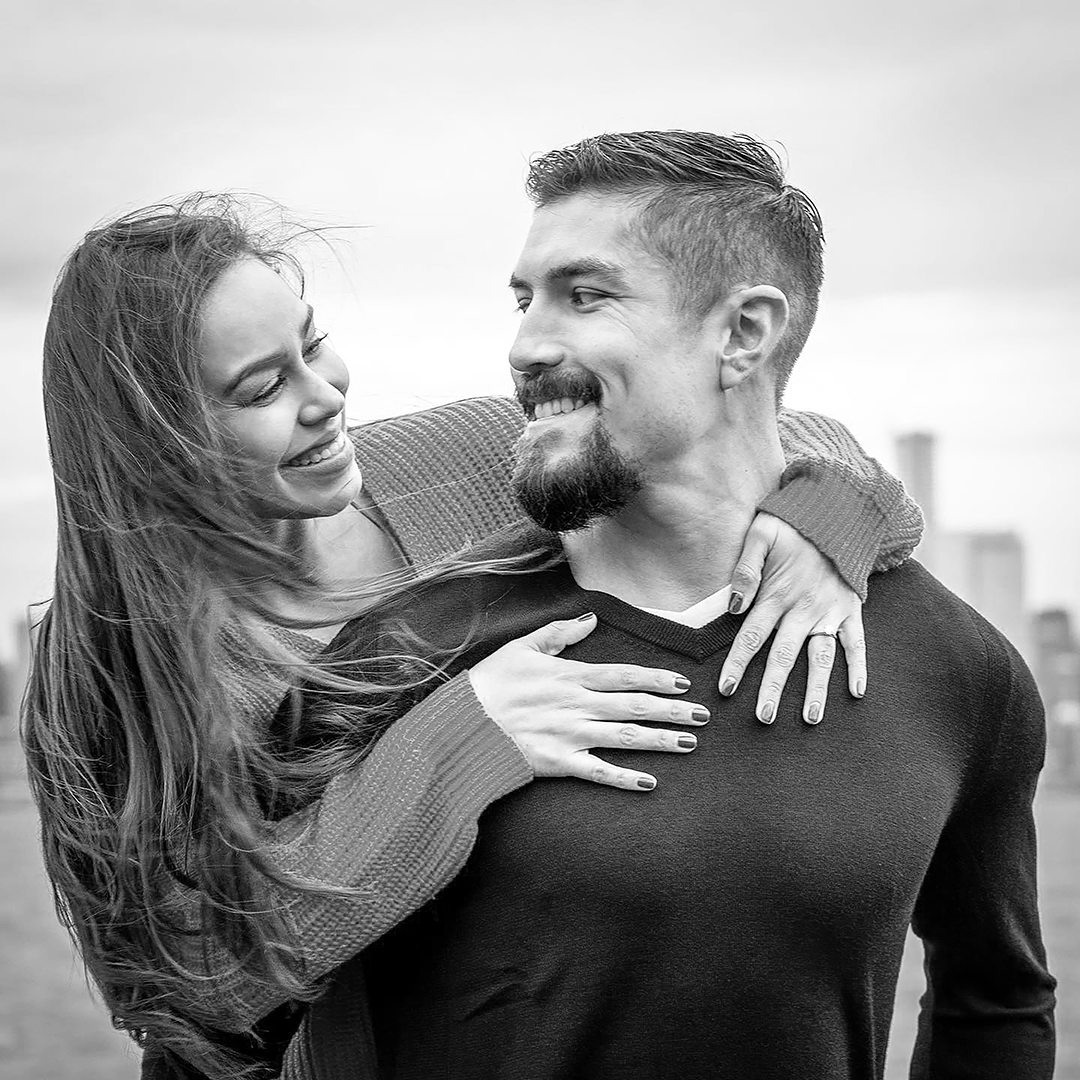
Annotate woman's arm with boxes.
[355,398,923,595]
[769,408,923,598]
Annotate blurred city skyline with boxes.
[2,0,1079,659]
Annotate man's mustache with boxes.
[515,371,602,415]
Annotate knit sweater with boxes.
[309,523,1056,1080]
[141,399,922,1077]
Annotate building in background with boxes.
[936,530,1031,662]
[895,432,938,572]
[1034,609,1080,787]
[894,432,1079,786]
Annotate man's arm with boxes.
[909,629,1056,1076]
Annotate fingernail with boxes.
[674,675,691,691]
[806,702,821,725]
[728,591,744,615]
[855,678,865,698]
[691,707,711,724]
[637,776,656,790]
[677,734,697,749]
[575,611,597,622]
[720,677,737,697]
[759,701,775,725]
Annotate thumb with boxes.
[729,514,777,615]
[526,612,597,655]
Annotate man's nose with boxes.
[509,309,566,374]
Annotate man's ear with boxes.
[717,286,789,391]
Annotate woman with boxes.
[21,195,920,1079]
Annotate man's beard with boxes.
[511,419,643,533]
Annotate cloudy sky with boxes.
[2,0,1078,658]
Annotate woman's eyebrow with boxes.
[223,305,314,394]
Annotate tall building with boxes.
[1033,609,1080,786]
[894,433,1030,662]
[936,531,1031,662]
[894,432,937,572]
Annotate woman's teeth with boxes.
[286,431,346,467]
[534,397,587,420]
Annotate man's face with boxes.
[508,193,719,530]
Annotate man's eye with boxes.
[571,289,604,306]
[514,296,531,313]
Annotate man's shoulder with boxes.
[866,560,1035,698]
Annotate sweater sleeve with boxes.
[763,408,924,600]
[162,673,531,1033]
[908,630,1056,1076]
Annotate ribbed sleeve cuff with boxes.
[759,465,889,600]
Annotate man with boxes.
[296,131,1055,1078]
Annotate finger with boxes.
[839,612,868,698]
[578,662,695,696]
[755,621,811,724]
[717,610,778,698]
[728,515,776,615]
[585,722,701,753]
[524,612,598,656]
[563,751,658,792]
[583,692,711,727]
[802,633,837,725]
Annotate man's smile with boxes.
[531,397,593,422]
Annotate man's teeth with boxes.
[533,397,588,420]
[286,431,345,467]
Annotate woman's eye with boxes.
[246,374,287,406]
[302,330,329,358]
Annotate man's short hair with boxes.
[525,130,825,398]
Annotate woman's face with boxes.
[199,258,362,518]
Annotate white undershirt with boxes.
[639,584,734,628]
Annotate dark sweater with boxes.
[328,523,1056,1080]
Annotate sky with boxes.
[1,0,1078,659]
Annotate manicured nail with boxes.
[855,678,865,698]
[806,702,821,725]
[759,701,775,725]
[637,776,656,790]
[691,707,711,724]
[576,611,597,622]
[674,675,692,691]
[677,734,697,749]
[720,677,737,697]
[728,591,744,615]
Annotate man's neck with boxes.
[562,426,785,611]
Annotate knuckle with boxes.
[627,696,650,720]
[618,724,638,748]
[590,762,610,785]
[733,560,760,583]
[771,642,798,668]
[738,626,764,651]
[617,667,637,689]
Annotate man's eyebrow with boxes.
[509,258,629,291]
[222,305,314,395]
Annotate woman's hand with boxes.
[468,613,709,792]
[719,513,867,725]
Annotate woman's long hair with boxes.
[19,195,542,1077]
